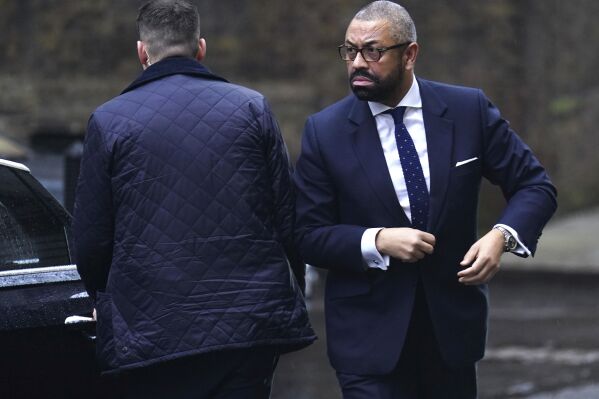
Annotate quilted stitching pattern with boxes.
[74,69,314,371]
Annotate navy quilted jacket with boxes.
[73,57,315,372]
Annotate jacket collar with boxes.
[121,56,228,94]
[416,78,448,117]
[417,78,453,234]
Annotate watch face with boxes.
[507,236,517,250]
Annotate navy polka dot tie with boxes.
[385,107,429,230]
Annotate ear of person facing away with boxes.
[136,38,206,69]
[135,0,206,69]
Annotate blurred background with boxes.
[2,0,599,218]
[0,0,598,398]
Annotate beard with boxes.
[349,67,404,104]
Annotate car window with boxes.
[0,164,71,272]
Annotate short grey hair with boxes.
[354,1,417,43]
[137,0,201,61]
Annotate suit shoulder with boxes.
[307,95,355,123]
[418,78,482,98]
[310,95,355,119]
[418,79,484,101]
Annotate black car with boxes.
[0,158,99,398]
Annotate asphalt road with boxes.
[271,270,599,399]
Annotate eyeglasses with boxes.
[337,41,411,62]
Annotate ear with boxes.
[195,38,207,62]
[404,42,419,72]
[137,41,149,69]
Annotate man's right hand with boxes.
[375,228,436,263]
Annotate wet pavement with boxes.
[271,270,599,399]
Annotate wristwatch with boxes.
[494,226,517,252]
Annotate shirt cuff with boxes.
[494,223,531,257]
[361,228,390,270]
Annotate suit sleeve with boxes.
[72,115,115,299]
[261,99,306,292]
[479,90,557,255]
[294,117,368,273]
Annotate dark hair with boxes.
[354,1,417,43]
[137,0,201,60]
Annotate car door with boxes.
[0,158,102,398]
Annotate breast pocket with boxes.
[452,158,481,177]
[447,158,482,214]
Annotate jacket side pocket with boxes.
[95,291,117,370]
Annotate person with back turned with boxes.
[73,1,315,397]
[294,1,557,398]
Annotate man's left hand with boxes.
[458,229,504,285]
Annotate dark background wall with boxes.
[1,0,598,221]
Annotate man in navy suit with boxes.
[294,1,557,398]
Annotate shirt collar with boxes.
[368,75,422,117]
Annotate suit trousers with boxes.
[336,279,477,399]
[117,346,279,399]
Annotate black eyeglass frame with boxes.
[337,41,412,62]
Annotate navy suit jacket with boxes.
[294,78,557,374]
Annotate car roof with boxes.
[0,158,31,172]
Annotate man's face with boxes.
[344,19,408,106]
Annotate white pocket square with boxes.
[455,157,478,167]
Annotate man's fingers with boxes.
[403,247,427,262]
[460,268,496,285]
[458,258,481,278]
[378,228,436,262]
[420,232,436,246]
[406,235,435,260]
[422,241,434,255]
[457,232,504,284]
[475,258,500,284]
[460,244,478,267]
[414,240,434,255]
[458,258,500,285]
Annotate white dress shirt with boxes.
[360,77,528,270]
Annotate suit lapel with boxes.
[349,98,410,226]
[418,79,454,234]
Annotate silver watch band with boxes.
[494,226,516,252]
